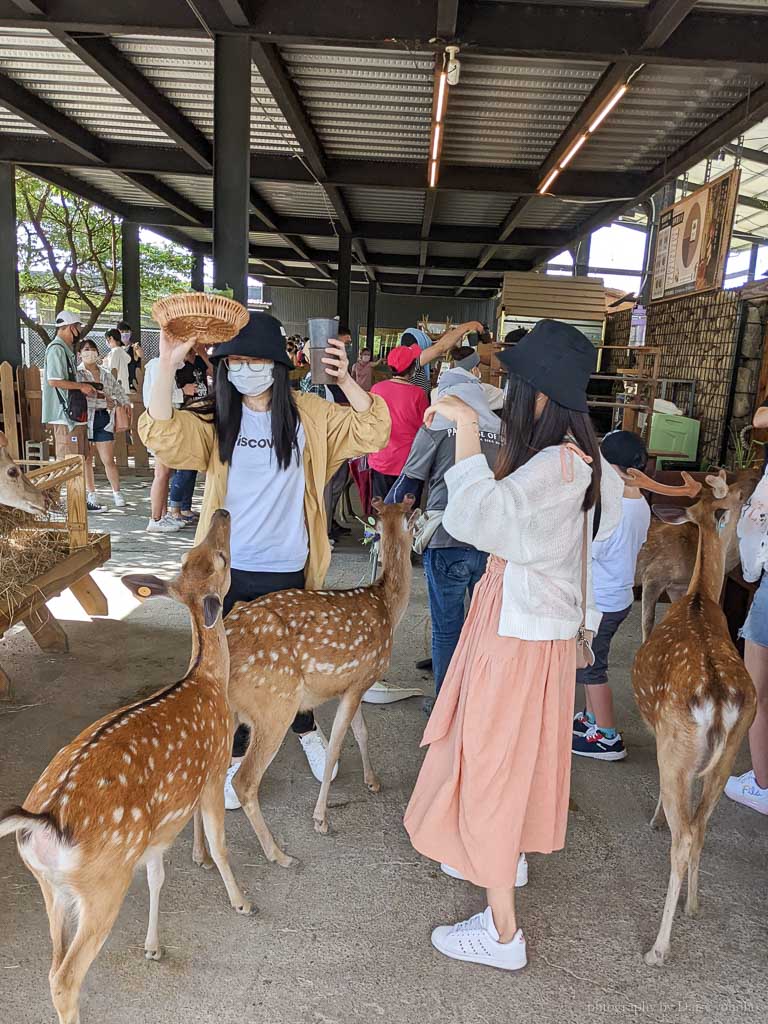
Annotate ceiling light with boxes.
[429,160,439,188]
[435,71,448,123]
[559,133,587,169]
[538,169,559,195]
[431,123,442,162]
[588,84,628,134]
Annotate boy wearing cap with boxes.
[43,312,102,512]
[572,430,651,761]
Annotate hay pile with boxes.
[0,506,69,623]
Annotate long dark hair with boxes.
[211,361,300,470]
[495,374,601,510]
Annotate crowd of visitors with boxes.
[38,306,768,974]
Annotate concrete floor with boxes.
[1,475,766,1024]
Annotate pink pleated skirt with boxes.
[404,556,577,889]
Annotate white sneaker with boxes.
[431,907,527,971]
[441,853,528,888]
[724,769,768,815]
[112,491,126,508]
[86,492,104,512]
[224,762,242,810]
[299,727,339,783]
[362,681,423,704]
[146,515,184,533]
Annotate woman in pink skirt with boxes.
[404,319,624,971]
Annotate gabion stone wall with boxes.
[646,290,742,467]
[727,299,768,465]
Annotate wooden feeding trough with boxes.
[0,454,110,700]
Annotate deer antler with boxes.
[625,469,702,498]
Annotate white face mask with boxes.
[81,349,100,365]
[120,331,131,343]
[227,363,274,397]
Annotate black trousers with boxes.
[224,567,313,756]
[370,470,399,502]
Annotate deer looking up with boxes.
[0,429,46,514]
[631,470,757,967]
[0,510,252,1024]
[223,496,418,864]
[636,468,759,641]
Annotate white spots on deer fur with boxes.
[82,816,90,829]
[98,777,109,789]
[112,830,123,845]
[152,737,159,748]
[59,794,69,807]
[122,752,132,765]
[118,773,128,786]
[166,771,175,784]
[112,807,124,824]
[131,807,142,822]
[226,628,233,636]
[148,756,155,770]
[248,655,256,666]
[270,651,279,663]
[230,613,239,621]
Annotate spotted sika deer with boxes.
[226,496,418,862]
[0,509,251,1024]
[0,429,46,513]
[631,470,757,966]
[636,468,759,641]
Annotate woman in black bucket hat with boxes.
[405,319,625,971]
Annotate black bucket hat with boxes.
[497,319,596,413]
[600,430,648,471]
[209,312,292,367]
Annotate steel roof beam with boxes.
[54,33,213,169]
[723,143,768,168]
[416,191,437,294]
[436,0,459,40]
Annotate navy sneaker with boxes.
[572,726,627,761]
[573,709,592,736]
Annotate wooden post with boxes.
[70,574,109,617]
[22,605,69,654]
[0,361,20,458]
[131,393,149,470]
[67,455,88,550]
[114,429,129,469]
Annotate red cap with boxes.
[387,344,420,374]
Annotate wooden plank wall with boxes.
[501,272,606,323]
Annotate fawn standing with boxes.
[225,496,417,864]
[632,470,757,966]
[0,509,251,1024]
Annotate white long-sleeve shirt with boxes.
[443,445,624,640]
[142,357,183,410]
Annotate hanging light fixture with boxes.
[427,47,459,188]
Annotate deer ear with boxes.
[653,505,690,526]
[370,497,384,514]
[202,594,222,629]
[122,574,169,600]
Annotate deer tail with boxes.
[697,726,729,779]
[0,806,67,843]
[693,698,743,779]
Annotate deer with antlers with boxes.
[636,468,759,641]
[0,509,252,1024]
[629,469,757,966]
[221,496,417,865]
[0,429,46,514]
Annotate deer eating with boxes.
[223,496,418,864]
[0,509,252,1024]
[0,429,46,514]
[630,469,757,966]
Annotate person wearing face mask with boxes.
[42,312,101,510]
[76,339,130,508]
[103,329,132,393]
[350,347,379,392]
[139,312,391,795]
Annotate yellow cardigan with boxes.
[138,393,391,589]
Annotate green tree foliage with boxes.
[16,170,192,344]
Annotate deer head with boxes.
[0,431,47,515]
[650,469,744,535]
[123,509,231,628]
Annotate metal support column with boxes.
[121,220,141,335]
[337,234,352,329]
[366,279,377,350]
[574,236,590,277]
[213,35,251,303]
[191,250,205,292]
[748,242,759,283]
[0,163,20,365]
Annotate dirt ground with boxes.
[1,476,766,1024]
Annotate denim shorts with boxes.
[90,408,113,443]
[740,572,768,648]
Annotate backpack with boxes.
[49,340,87,424]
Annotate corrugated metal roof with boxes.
[433,191,515,227]
[369,240,421,256]
[428,242,484,259]
[255,181,337,219]
[159,174,213,210]
[67,168,166,206]
[281,45,434,161]
[442,55,606,168]
[570,65,753,173]
[343,186,425,223]
[0,28,169,144]
[514,195,593,230]
[249,231,299,247]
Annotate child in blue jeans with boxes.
[572,431,650,761]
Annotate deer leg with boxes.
[350,703,380,793]
[192,809,212,869]
[645,749,695,967]
[650,792,667,830]
[144,850,165,961]
[313,693,360,835]
[49,880,128,1024]
[198,785,253,915]
[38,875,73,978]
[641,580,665,642]
[235,718,299,868]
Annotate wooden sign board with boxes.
[501,272,606,324]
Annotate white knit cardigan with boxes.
[443,445,624,640]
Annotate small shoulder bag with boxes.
[576,511,596,669]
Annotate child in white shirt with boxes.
[572,431,651,761]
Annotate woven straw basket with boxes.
[152,292,249,345]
